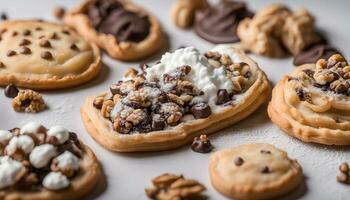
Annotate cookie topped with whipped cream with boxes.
[0,20,101,90]
[81,45,270,152]
[0,122,101,200]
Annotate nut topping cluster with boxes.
[290,54,350,101]
[93,50,253,134]
[145,173,206,200]
[0,123,82,190]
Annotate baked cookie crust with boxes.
[209,143,303,200]
[81,46,270,152]
[0,20,101,90]
[64,0,166,61]
[268,54,350,145]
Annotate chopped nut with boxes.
[113,117,133,134]
[145,173,206,200]
[342,66,350,79]
[316,59,327,70]
[208,59,221,68]
[167,93,185,106]
[313,70,337,85]
[101,100,114,118]
[337,172,349,184]
[339,162,349,173]
[12,90,46,113]
[93,96,105,109]
[330,80,349,94]
[123,68,138,78]
[125,109,147,125]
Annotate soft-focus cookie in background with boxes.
[0,20,101,90]
[64,0,166,61]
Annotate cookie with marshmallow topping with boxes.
[0,122,101,200]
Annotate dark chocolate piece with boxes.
[293,44,343,66]
[216,89,231,105]
[194,0,253,44]
[191,134,213,153]
[190,102,212,119]
[4,84,19,98]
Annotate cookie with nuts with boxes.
[63,0,165,61]
[209,143,303,200]
[268,54,350,145]
[0,20,101,90]
[237,4,321,57]
[81,45,270,152]
[0,122,101,200]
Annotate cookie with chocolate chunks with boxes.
[64,0,165,61]
[81,45,270,152]
[0,20,101,90]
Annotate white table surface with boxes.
[0,0,350,199]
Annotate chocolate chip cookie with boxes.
[0,20,101,90]
[209,143,303,200]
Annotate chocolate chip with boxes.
[21,98,31,107]
[296,88,310,102]
[191,135,213,153]
[261,166,271,174]
[190,103,212,119]
[51,32,59,40]
[216,89,231,105]
[23,29,31,36]
[152,117,165,131]
[40,51,53,60]
[0,62,4,68]
[260,150,271,154]
[11,31,17,36]
[70,43,79,51]
[39,40,51,48]
[110,84,120,95]
[19,47,31,54]
[4,84,19,98]
[1,13,7,21]
[234,157,244,166]
[6,50,16,57]
[62,30,70,35]
[35,27,43,31]
[0,29,7,34]
[19,39,31,46]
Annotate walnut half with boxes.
[145,173,206,200]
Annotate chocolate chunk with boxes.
[110,84,120,95]
[19,39,31,46]
[260,150,271,154]
[6,50,16,57]
[191,134,213,153]
[62,30,70,35]
[293,44,343,66]
[234,157,244,166]
[70,43,79,51]
[296,88,310,102]
[261,166,271,174]
[23,29,31,36]
[216,89,231,105]
[1,12,7,21]
[194,0,253,43]
[40,51,53,60]
[51,32,59,40]
[4,84,19,98]
[39,40,51,48]
[86,0,151,42]
[152,117,165,131]
[190,102,212,119]
[35,27,43,31]
[19,47,31,54]
[303,69,315,78]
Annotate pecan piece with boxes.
[12,90,46,113]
